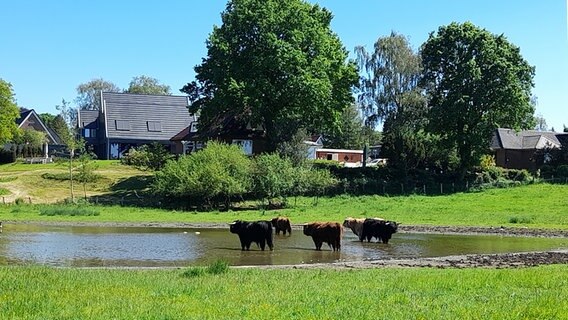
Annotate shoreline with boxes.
[3,220,567,269]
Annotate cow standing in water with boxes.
[229,220,274,251]
[303,222,343,251]
[271,217,292,235]
[360,219,399,244]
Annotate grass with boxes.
[0,265,566,319]
[39,206,100,216]
[1,183,567,229]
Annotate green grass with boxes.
[39,206,100,216]
[1,183,567,229]
[0,265,566,319]
[0,187,10,195]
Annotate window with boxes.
[190,121,198,133]
[83,129,97,138]
[115,120,130,131]
[147,121,162,132]
[232,139,253,155]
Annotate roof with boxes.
[78,110,99,129]
[492,128,568,150]
[171,110,265,141]
[16,108,59,144]
[316,148,364,154]
[101,92,195,141]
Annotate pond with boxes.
[0,224,566,268]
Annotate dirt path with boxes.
[3,221,567,269]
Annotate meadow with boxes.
[0,264,566,319]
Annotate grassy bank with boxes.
[0,265,566,319]
[0,183,567,229]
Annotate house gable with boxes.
[17,109,59,144]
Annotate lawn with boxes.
[1,183,567,229]
[0,264,566,319]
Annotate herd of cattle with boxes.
[229,216,399,251]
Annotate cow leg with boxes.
[245,241,251,250]
[259,239,266,251]
[267,236,274,251]
[315,240,323,250]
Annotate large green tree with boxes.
[324,103,367,149]
[421,22,535,174]
[0,79,22,144]
[182,0,358,152]
[356,32,437,172]
[125,75,171,95]
[76,78,121,110]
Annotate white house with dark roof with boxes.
[77,92,196,159]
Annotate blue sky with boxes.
[1,0,567,130]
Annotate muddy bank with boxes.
[242,250,568,270]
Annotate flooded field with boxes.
[0,224,566,267]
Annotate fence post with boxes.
[401,183,404,194]
[28,197,31,204]
[2,197,4,204]
[452,183,455,193]
[423,184,426,194]
[383,184,385,195]
[466,181,469,191]
[440,183,443,194]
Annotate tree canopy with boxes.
[125,75,171,95]
[0,79,22,144]
[181,0,358,151]
[421,22,535,173]
[76,78,121,110]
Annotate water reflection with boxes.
[0,224,566,267]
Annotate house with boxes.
[316,148,364,165]
[78,92,195,159]
[490,128,568,170]
[303,135,324,159]
[15,108,63,157]
[170,110,267,156]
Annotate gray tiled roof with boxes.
[78,110,99,129]
[101,92,195,141]
[493,128,567,150]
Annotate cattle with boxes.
[303,222,343,251]
[342,217,385,239]
[360,218,399,244]
[229,220,274,251]
[271,217,292,235]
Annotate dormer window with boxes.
[115,120,130,131]
[147,121,162,132]
[190,121,198,133]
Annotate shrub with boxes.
[206,259,229,275]
[556,165,568,178]
[509,216,534,224]
[0,188,10,195]
[39,206,100,216]
[181,267,205,278]
[0,149,16,164]
[251,154,295,203]
[153,142,251,208]
[121,142,173,171]
[14,197,25,205]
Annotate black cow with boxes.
[360,218,398,244]
[229,220,274,251]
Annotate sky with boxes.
[1,0,567,130]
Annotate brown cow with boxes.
[271,217,292,235]
[303,222,343,251]
[343,217,384,240]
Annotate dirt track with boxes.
[4,221,568,269]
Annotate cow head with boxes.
[302,223,313,236]
[386,221,399,234]
[229,220,245,234]
[342,217,354,228]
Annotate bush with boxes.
[121,142,173,171]
[14,197,26,205]
[181,259,229,278]
[251,154,295,203]
[39,206,100,216]
[0,149,16,164]
[556,165,568,178]
[153,142,251,209]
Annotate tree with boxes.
[182,0,358,152]
[39,113,56,128]
[534,113,548,131]
[76,78,121,110]
[421,22,535,175]
[50,115,69,141]
[355,32,432,173]
[324,103,367,149]
[0,79,22,144]
[56,99,85,203]
[125,75,171,95]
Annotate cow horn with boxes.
[229,222,236,226]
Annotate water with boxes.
[0,224,566,267]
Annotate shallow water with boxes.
[0,224,566,267]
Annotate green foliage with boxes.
[125,75,171,95]
[0,187,10,195]
[508,216,534,224]
[14,197,25,205]
[206,259,230,275]
[324,103,368,149]
[0,149,16,164]
[182,0,358,151]
[0,176,17,182]
[39,206,100,216]
[13,129,47,148]
[251,153,295,201]
[121,142,173,171]
[479,155,496,170]
[75,78,121,110]
[153,142,252,208]
[421,22,535,174]
[556,165,568,178]
[0,79,22,144]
